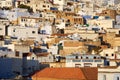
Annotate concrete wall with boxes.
[98,67,120,80]
[15,45,30,53]
[87,19,114,29]
[8,26,39,41]
[0,24,5,36]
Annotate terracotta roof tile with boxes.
[32,68,86,80]
[81,67,98,80]
[32,67,98,80]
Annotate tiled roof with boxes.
[81,67,98,80]
[32,67,98,80]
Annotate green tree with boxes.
[18,4,33,13]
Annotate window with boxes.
[106,54,108,56]
[32,57,34,60]
[21,18,24,22]
[40,14,42,17]
[81,56,83,59]
[86,57,88,59]
[75,64,81,67]
[94,56,96,59]
[97,64,101,67]
[39,20,42,22]
[82,59,93,62]
[112,54,114,56]
[15,51,19,57]
[43,5,46,7]
[117,77,119,80]
[84,63,92,67]
[73,60,81,62]
[103,75,106,80]
[13,29,16,32]
[75,56,78,59]
[32,31,36,34]
[105,12,107,14]
[94,60,102,62]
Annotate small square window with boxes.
[86,57,88,59]
[94,56,96,59]
[32,57,34,60]
[106,54,108,56]
[13,29,16,32]
[76,56,78,59]
[112,54,114,56]
[15,51,19,57]
[32,31,36,34]
[21,19,24,22]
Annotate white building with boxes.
[53,0,67,11]
[15,0,26,8]
[40,24,53,35]
[108,0,120,6]
[18,16,42,27]
[87,17,115,29]
[43,12,56,21]
[30,0,52,12]
[99,48,120,59]
[8,26,39,41]
[36,52,54,63]
[6,8,29,22]
[99,48,120,66]
[66,54,104,67]
[56,20,65,29]
[98,66,120,80]
[0,0,13,8]
[48,44,58,55]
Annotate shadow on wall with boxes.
[39,63,50,70]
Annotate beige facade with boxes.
[18,17,43,27]
[103,32,120,47]
[30,0,52,12]
[49,62,65,68]
[15,44,30,53]
[87,18,115,29]
[52,11,84,25]
[59,40,87,56]
[96,9,117,20]
[64,27,95,34]
[106,28,120,34]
